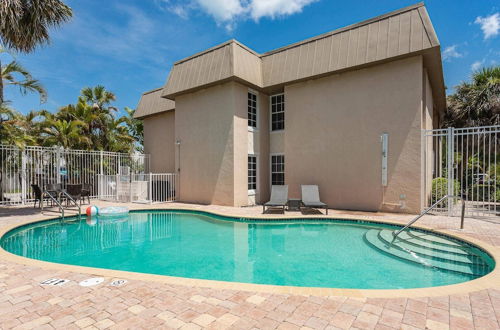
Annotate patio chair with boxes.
[81,183,92,204]
[263,185,288,213]
[301,185,328,215]
[45,183,63,205]
[65,184,83,206]
[31,184,43,208]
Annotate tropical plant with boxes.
[0,0,72,53]
[0,0,72,103]
[123,107,144,152]
[1,51,47,103]
[0,101,34,147]
[40,113,90,149]
[444,66,500,127]
[431,177,460,206]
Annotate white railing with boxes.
[97,173,178,204]
[0,145,150,205]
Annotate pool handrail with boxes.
[392,195,465,240]
[60,190,82,218]
[41,190,81,221]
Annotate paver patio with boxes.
[0,202,499,329]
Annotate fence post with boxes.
[21,150,27,205]
[100,150,104,175]
[115,174,119,201]
[149,173,153,205]
[56,146,62,184]
[447,127,455,216]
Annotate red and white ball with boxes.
[86,205,98,217]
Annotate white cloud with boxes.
[475,13,500,39]
[158,0,317,30]
[442,45,463,61]
[471,60,484,71]
[249,0,317,21]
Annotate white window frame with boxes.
[270,93,285,133]
[270,153,285,187]
[248,154,258,195]
[248,89,258,132]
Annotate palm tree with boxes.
[0,0,72,103]
[81,85,117,111]
[1,55,47,103]
[0,0,72,53]
[0,101,34,147]
[444,66,500,127]
[122,107,144,152]
[40,115,90,149]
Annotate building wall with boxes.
[143,111,175,173]
[423,69,435,209]
[175,82,246,206]
[284,56,424,213]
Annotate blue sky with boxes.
[3,0,499,115]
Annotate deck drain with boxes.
[109,279,127,287]
[79,277,104,287]
[40,278,70,286]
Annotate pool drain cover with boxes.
[79,277,104,287]
[109,279,127,287]
[40,278,70,286]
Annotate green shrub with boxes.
[467,184,497,201]
[431,177,460,206]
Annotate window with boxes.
[271,94,285,131]
[248,92,257,129]
[248,155,257,191]
[271,155,285,185]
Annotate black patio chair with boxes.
[65,184,83,206]
[81,183,92,204]
[31,184,43,208]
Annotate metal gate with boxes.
[423,126,500,217]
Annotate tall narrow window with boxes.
[271,94,285,131]
[271,155,285,185]
[248,92,257,129]
[248,155,257,191]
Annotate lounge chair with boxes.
[263,185,288,213]
[301,185,328,215]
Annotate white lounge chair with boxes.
[263,185,288,213]
[301,185,328,215]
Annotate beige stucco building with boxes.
[135,3,445,213]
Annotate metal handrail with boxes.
[41,190,82,221]
[41,192,65,220]
[60,190,81,216]
[392,195,465,240]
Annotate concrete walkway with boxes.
[0,202,499,329]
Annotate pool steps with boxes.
[364,229,491,277]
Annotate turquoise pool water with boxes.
[0,210,495,289]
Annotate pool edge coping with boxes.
[0,206,498,299]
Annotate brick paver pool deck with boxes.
[0,202,499,330]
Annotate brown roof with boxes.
[140,3,445,118]
[134,88,175,119]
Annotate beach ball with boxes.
[86,217,97,226]
[86,205,98,217]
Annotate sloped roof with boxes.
[260,3,439,87]
[134,88,175,119]
[140,3,445,118]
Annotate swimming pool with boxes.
[0,210,495,289]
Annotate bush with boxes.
[467,184,497,202]
[431,177,460,206]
